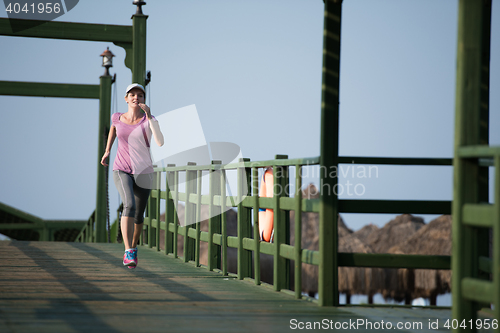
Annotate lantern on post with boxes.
[100,47,115,76]
[133,0,146,15]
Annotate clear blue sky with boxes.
[0,0,499,231]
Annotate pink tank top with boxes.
[112,112,154,175]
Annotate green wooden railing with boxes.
[74,210,97,243]
[0,201,86,242]
[453,146,499,323]
[75,204,122,243]
[137,155,452,305]
[451,1,497,330]
[0,220,86,241]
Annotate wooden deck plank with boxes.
[0,241,452,333]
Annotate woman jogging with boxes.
[101,83,164,268]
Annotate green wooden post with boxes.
[237,158,252,280]
[165,164,176,255]
[452,0,492,326]
[221,168,228,276]
[87,221,91,243]
[147,187,157,249]
[85,217,90,243]
[475,0,492,295]
[294,165,303,299]
[41,225,49,242]
[272,162,280,291]
[95,74,112,243]
[195,170,203,267]
[155,171,161,251]
[183,162,197,263]
[285,165,291,289]
[208,161,222,271]
[131,3,148,243]
[318,0,342,307]
[90,212,95,243]
[173,170,179,258]
[273,155,289,291]
[109,214,119,244]
[139,204,145,246]
[494,156,500,322]
[283,161,291,290]
[132,3,148,86]
[146,197,152,248]
[252,167,261,285]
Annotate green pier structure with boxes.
[452,0,499,327]
[0,1,148,243]
[0,1,498,332]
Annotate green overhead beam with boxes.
[338,156,453,166]
[0,81,100,99]
[338,253,451,270]
[339,199,451,215]
[0,201,43,223]
[0,18,134,71]
[0,18,132,43]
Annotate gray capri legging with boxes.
[113,170,152,224]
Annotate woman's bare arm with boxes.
[101,126,117,166]
[139,103,164,147]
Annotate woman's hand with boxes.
[139,103,152,119]
[101,151,110,166]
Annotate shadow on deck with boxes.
[0,241,454,333]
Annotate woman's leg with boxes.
[121,216,135,250]
[113,171,137,251]
[132,174,152,248]
[132,223,144,249]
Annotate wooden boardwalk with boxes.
[0,241,454,333]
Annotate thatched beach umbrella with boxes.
[289,184,355,297]
[381,246,415,304]
[392,215,452,305]
[362,214,426,304]
[290,184,377,301]
[353,223,379,244]
[337,232,383,304]
[289,208,351,298]
[364,214,425,253]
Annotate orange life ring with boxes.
[259,167,274,242]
